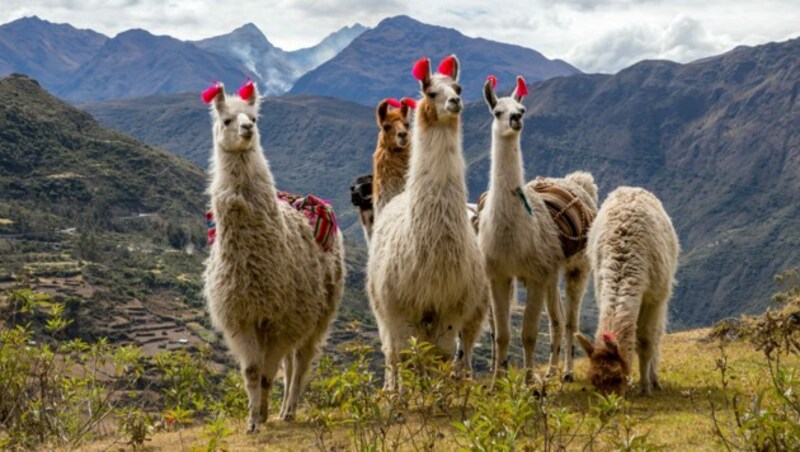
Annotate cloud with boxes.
[566,15,733,73]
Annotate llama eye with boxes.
[427,91,437,99]
[223,118,232,126]
[250,116,257,123]
[382,125,391,132]
[454,84,462,95]
[404,123,410,129]
[494,111,502,119]
[520,108,526,115]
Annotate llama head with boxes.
[576,332,631,395]
[376,98,412,151]
[412,55,463,125]
[484,75,528,138]
[204,79,260,153]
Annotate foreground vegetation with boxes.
[0,269,797,451]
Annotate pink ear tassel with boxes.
[386,98,402,109]
[400,98,417,109]
[437,55,457,77]
[487,75,498,90]
[412,58,430,81]
[602,332,617,343]
[201,81,222,104]
[238,77,255,100]
[516,76,529,98]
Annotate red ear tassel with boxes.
[412,57,430,81]
[238,77,255,101]
[602,332,617,343]
[401,98,417,109]
[487,75,498,90]
[386,98,402,109]
[437,55,456,77]
[201,81,222,104]
[516,76,529,98]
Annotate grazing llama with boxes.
[478,75,598,381]
[577,186,679,395]
[202,80,345,432]
[368,55,489,389]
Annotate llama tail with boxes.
[566,171,598,203]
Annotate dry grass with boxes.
[71,327,798,451]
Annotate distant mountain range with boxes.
[289,15,580,105]
[0,16,366,101]
[0,15,577,105]
[86,37,800,329]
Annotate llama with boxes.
[202,80,345,432]
[478,75,598,381]
[576,186,679,395]
[373,97,414,214]
[350,174,374,242]
[367,55,489,389]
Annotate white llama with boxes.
[202,81,345,432]
[478,76,598,381]
[576,186,679,395]
[367,55,489,389]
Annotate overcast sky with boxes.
[3,0,798,73]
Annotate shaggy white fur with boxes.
[578,186,679,395]
[203,84,345,432]
[367,56,489,389]
[478,78,598,381]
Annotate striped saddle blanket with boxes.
[475,180,595,258]
[206,191,338,252]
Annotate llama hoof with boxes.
[246,421,260,434]
[562,372,574,383]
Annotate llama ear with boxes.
[238,78,257,105]
[400,98,415,120]
[602,332,620,355]
[412,57,432,87]
[202,81,226,112]
[437,54,459,81]
[376,100,390,126]
[483,78,498,111]
[513,76,528,102]
[576,333,595,356]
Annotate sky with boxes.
[2,0,799,73]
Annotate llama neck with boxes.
[405,123,467,219]
[597,297,639,360]
[487,133,530,219]
[209,143,279,214]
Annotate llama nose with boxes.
[447,97,462,113]
[398,131,408,140]
[241,123,253,131]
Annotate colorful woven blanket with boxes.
[206,191,339,252]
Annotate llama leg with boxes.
[278,353,295,420]
[491,276,514,379]
[544,273,564,378]
[637,298,668,393]
[225,327,267,434]
[252,342,290,431]
[282,336,320,421]
[563,264,590,382]
[521,279,547,381]
[457,304,486,378]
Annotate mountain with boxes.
[289,15,580,106]
[0,16,108,91]
[85,92,377,235]
[286,24,368,75]
[0,73,215,351]
[193,23,297,95]
[194,23,366,96]
[58,29,248,102]
[86,38,800,329]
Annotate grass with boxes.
[73,327,798,451]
